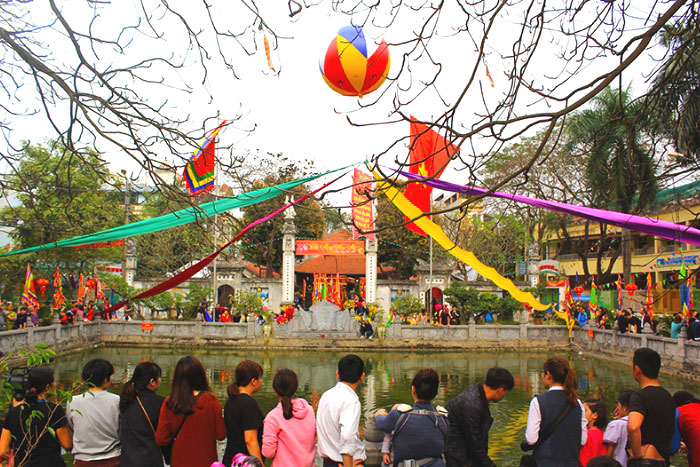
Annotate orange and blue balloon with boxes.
[320,25,390,98]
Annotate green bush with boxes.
[390,294,423,318]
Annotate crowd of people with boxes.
[0,348,698,467]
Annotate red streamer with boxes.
[104,175,343,314]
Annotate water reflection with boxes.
[53,347,698,465]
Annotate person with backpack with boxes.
[119,361,165,467]
[444,367,514,467]
[522,357,588,467]
[375,369,449,467]
[155,356,226,467]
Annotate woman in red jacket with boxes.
[156,356,226,467]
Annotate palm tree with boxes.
[649,11,700,164]
[566,86,658,283]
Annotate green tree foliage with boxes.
[238,167,325,276]
[389,294,423,318]
[136,190,213,278]
[443,281,479,322]
[0,143,123,296]
[230,290,264,317]
[649,12,700,163]
[566,86,658,215]
[375,195,429,279]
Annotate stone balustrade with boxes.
[2,320,698,377]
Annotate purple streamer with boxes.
[398,170,700,247]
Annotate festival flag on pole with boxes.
[52,266,66,310]
[616,274,624,310]
[645,272,654,320]
[588,279,598,314]
[94,269,106,303]
[21,263,39,310]
[183,121,226,197]
[404,117,458,236]
[77,273,86,303]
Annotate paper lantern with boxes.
[86,279,96,290]
[573,286,584,298]
[320,25,390,97]
[36,278,50,296]
[625,283,638,297]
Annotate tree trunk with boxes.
[622,228,632,285]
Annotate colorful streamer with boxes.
[371,168,549,311]
[397,171,700,247]
[1,168,347,257]
[103,174,343,314]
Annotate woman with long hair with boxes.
[222,360,264,466]
[155,356,226,467]
[523,357,588,467]
[262,368,316,467]
[0,367,73,467]
[119,361,165,467]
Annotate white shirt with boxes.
[66,390,121,461]
[525,386,588,446]
[316,382,366,462]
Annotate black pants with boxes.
[627,459,669,467]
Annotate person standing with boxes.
[155,356,226,467]
[672,391,700,467]
[523,357,588,467]
[67,358,121,467]
[603,390,634,467]
[222,360,265,466]
[444,367,514,466]
[119,361,165,467]
[13,305,28,329]
[627,348,675,467]
[579,399,608,466]
[317,354,366,467]
[0,303,6,330]
[375,369,450,467]
[0,367,73,467]
[262,368,316,467]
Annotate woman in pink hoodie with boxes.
[262,368,316,467]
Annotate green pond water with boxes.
[50,346,699,466]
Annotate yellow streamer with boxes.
[372,169,549,311]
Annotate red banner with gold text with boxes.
[351,169,376,241]
[296,240,365,256]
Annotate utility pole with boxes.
[121,169,130,283]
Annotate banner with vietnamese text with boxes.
[351,169,376,241]
[296,240,365,256]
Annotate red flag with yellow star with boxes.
[404,118,458,236]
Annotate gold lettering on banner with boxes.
[351,169,376,241]
[295,240,365,256]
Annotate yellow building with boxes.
[539,180,700,313]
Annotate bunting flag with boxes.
[1,167,347,257]
[103,174,343,314]
[616,274,624,310]
[52,266,66,310]
[645,272,654,320]
[77,273,86,302]
[183,121,226,196]
[371,167,553,312]
[21,263,39,310]
[397,171,700,247]
[404,118,458,236]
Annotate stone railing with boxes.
[2,320,698,376]
[0,321,102,356]
[571,326,700,375]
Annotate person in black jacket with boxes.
[444,367,514,467]
[119,361,165,467]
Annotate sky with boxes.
[1,0,677,207]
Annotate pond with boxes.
[49,346,699,466]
